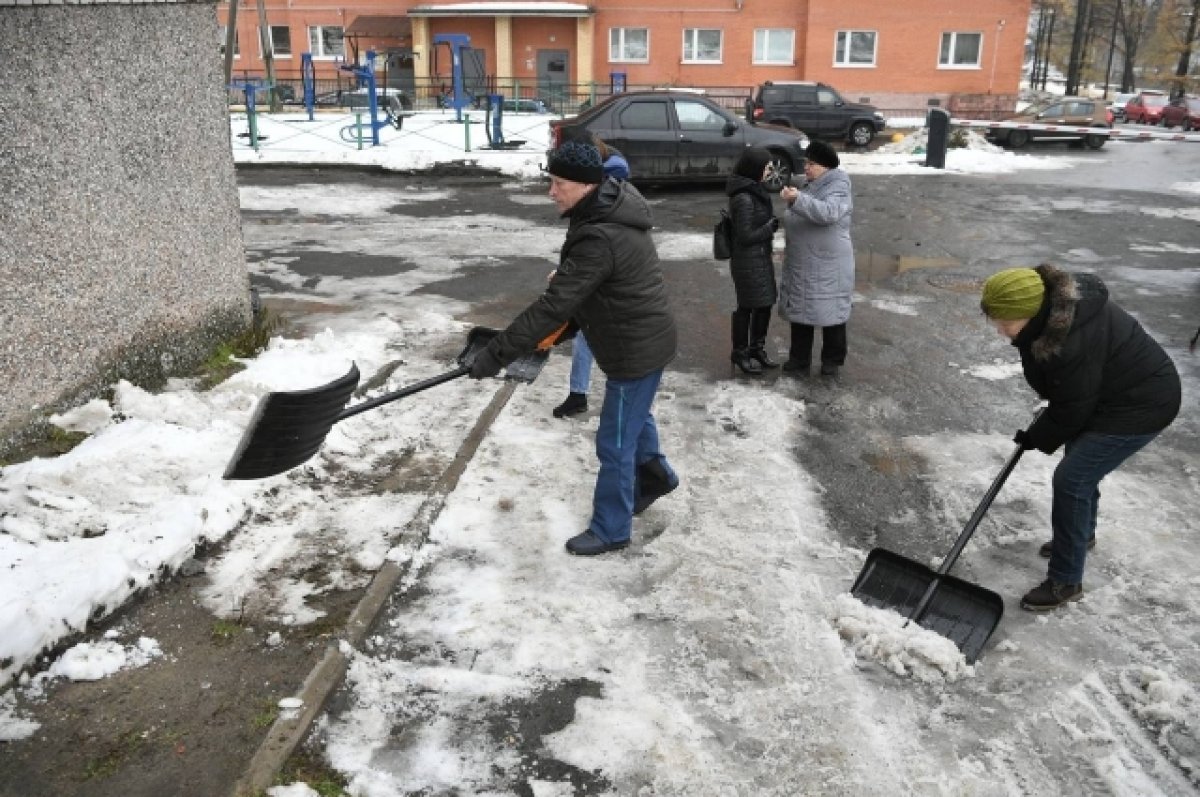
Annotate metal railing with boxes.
[225,74,1012,126]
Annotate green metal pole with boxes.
[248,105,259,153]
[355,112,363,151]
[465,113,471,152]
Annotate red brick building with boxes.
[219,0,1030,114]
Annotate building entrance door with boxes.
[537,49,569,107]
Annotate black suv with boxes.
[749,81,886,147]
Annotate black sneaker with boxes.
[820,363,840,377]
[1038,537,1096,558]
[552,392,588,418]
[565,530,629,556]
[1020,579,1083,611]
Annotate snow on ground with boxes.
[2,122,1198,794]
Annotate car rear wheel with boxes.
[1085,132,1106,149]
[1007,129,1029,149]
[762,151,793,191]
[848,122,875,147]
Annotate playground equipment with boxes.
[302,53,316,121]
[229,76,270,150]
[433,34,486,122]
[336,50,413,146]
[482,94,526,150]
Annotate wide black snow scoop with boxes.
[223,326,550,480]
[851,434,1031,664]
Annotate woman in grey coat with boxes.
[778,140,854,376]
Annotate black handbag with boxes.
[713,209,732,260]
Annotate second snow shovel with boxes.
[851,429,1034,664]
[224,325,559,480]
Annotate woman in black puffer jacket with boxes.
[726,147,780,375]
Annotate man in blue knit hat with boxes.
[468,139,680,556]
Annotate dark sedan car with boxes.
[549,91,809,189]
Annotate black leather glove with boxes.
[769,217,780,232]
[469,347,503,380]
[1013,428,1031,448]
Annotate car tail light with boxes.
[1106,110,1114,125]
[753,107,763,120]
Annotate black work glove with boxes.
[769,217,780,232]
[469,347,503,380]
[1013,428,1031,448]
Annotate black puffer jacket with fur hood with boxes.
[1014,264,1181,454]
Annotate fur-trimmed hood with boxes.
[1026,263,1108,362]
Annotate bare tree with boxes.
[1121,0,1166,89]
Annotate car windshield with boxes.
[1142,94,1167,107]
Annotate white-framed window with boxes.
[260,25,292,58]
[308,25,345,59]
[682,28,722,63]
[610,27,649,62]
[939,31,982,68]
[753,29,794,65]
[834,30,876,67]
[219,26,239,58]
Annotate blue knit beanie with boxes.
[547,140,604,184]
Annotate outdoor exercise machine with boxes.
[433,33,480,123]
[482,94,525,150]
[336,50,413,146]
[302,52,316,121]
[229,76,270,151]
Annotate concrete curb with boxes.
[231,379,518,797]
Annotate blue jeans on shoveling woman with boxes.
[589,369,677,546]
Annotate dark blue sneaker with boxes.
[565,530,629,556]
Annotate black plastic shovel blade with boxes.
[223,364,361,480]
[851,548,1005,664]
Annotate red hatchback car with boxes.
[1161,95,1200,130]
[1124,90,1168,124]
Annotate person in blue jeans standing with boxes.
[552,132,631,419]
[470,138,678,555]
[980,265,1181,611]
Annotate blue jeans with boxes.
[570,334,593,394]
[589,368,676,543]
[1047,430,1159,584]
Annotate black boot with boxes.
[634,458,679,515]
[730,311,761,375]
[552,392,588,418]
[748,308,779,368]
[731,349,762,375]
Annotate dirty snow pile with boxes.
[876,127,1003,156]
[829,593,975,683]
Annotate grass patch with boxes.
[81,728,146,780]
[251,699,279,730]
[278,749,349,797]
[197,308,285,389]
[0,426,90,468]
[210,618,244,645]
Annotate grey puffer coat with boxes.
[725,175,777,309]
[486,178,677,380]
[779,168,854,326]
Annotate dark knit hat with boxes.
[734,147,772,180]
[980,268,1046,320]
[547,140,604,184]
[805,140,840,169]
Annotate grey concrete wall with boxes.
[0,1,251,453]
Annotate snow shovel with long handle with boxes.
[223,324,562,480]
[851,418,1039,664]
